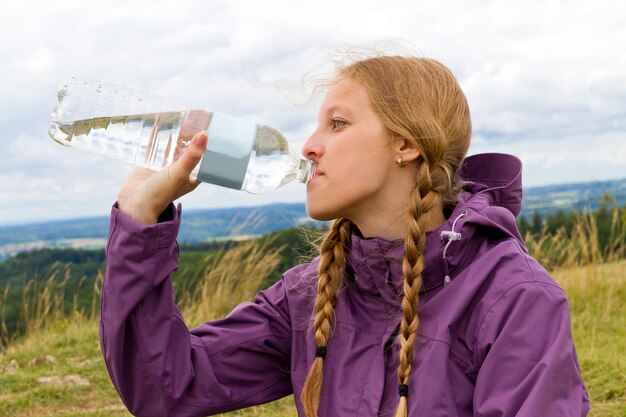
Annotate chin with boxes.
[306,206,336,222]
[305,197,340,222]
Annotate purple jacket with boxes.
[100,153,590,417]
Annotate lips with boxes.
[309,168,324,183]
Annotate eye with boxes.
[331,118,347,129]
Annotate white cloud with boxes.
[1,0,625,225]
[469,132,626,186]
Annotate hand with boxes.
[117,131,207,226]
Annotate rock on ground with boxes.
[37,374,90,387]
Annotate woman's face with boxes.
[302,77,400,223]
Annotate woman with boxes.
[100,55,590,416]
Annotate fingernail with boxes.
[195,132,207,147]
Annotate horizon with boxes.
[2,1,626,226]
[1,175,624,229]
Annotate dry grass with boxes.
[179,238,284,326]
[0,237,293,416]
[526,208,625,271]
[553,260,626,417]
[0,209,624,416]
[1,263,104,347]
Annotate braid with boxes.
[394,163,438,417]
[302,218,353,417]
[305,54,470,415]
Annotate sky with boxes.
[1,0,625,226]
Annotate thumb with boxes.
[171,131,207,179]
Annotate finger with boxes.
[133,131,207,215]
[170,131,207,181]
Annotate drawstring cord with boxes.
[440,210,468,286]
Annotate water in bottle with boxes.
[48,77,313,193]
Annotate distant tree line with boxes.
[518,191,626,256]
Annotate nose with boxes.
[301,131,324,162]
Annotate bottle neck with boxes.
[297,158,314,183]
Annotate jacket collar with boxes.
[343,153,524,303]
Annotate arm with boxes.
[472,280,590,417]
[100,203,293,417]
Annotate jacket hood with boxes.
[344,152,525,302]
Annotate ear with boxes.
[392,136,421,164]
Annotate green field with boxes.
[1,258,624,416]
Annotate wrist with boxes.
[117,200,159,226]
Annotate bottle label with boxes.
[197,112,256,190]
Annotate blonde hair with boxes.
[301,55,472,417]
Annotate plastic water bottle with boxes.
[48,77,313,193]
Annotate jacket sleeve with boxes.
[99,203,293,417]
[472,280,590,417]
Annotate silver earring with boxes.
[397,157,405,167]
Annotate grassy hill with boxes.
[0,226,317,345]
[1,259,624,416]
[0,317,296,416]
[0,234,300,417]
[1,201,624,416]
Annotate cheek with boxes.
[305,143,392,220]
[347,156,391,188]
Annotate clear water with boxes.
[243,151,299,193]
[48,111,313,192]
[48,111,190,171]
[48,77,313,192]
[241,125,312,193]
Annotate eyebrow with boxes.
[323,104,355,118]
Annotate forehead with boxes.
[320,78,372,114]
